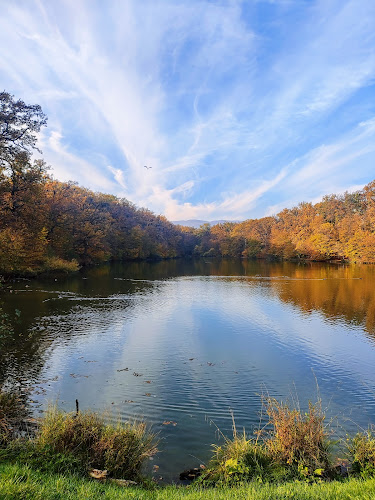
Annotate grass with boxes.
[2,390,375,498]
[264,397,332,477]
[201,397,335,484]
[36,405,157,479]
[201,415,274,484]
[348,427,375,478]
[1,463,375,499]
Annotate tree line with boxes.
[1,91,374,275]
[196,181,375,263]
[0,91,197,274]
[194,182,375,263]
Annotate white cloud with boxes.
[264,117,375,216]
[0,0,375,220]
[39,129,115,192]
[107,166,127,190]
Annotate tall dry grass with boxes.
[37,405,157,479]
[264,397,331,476]
[202,397,333,484]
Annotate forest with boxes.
[1,91,375,276]
[194,182,375,263]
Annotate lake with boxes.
[1,259,375,481]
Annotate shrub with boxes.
[202,397,334,485]
[36,406,157,479]
[348,428,375,478]
[201,412,274,484]
[264,398,332,478]
[204,432,272,484]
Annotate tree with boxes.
[0,91,47,170]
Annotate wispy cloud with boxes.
[1,0,374,220]
[264,117,375,216]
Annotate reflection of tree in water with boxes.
[0,300,48,386]
[0,270,158,387]
[267,264,375,339]
[2,260,375,388]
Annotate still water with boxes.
[1,259,375,481]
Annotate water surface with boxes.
[1,260,375,481]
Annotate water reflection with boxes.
[1,259,375,481]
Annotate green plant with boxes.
[348,428,375,478]
[201,413,273,484]
[202,396,334,485]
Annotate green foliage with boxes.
[348,428,375,478]
[202,398,333,485]
[242,239,263,259]
[203,433,273,484]
[37,405,157,479]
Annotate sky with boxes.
[1,0,375,221]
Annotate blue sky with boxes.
[1,0,375,221]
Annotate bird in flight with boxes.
[144,165,152,170]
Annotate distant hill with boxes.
[172,219,240,228]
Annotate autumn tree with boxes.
[0,91,47,170]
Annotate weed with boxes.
[204,434,272,483]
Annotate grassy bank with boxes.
[1,390,375,498]
[1,463,375,500]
